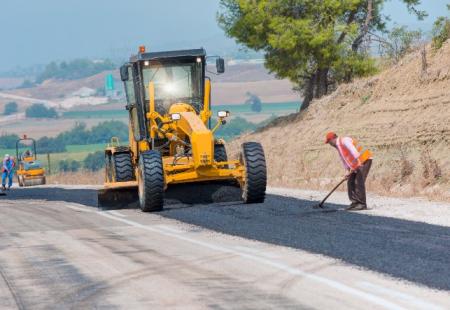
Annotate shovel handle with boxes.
[318,177,347,208]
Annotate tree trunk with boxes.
[300,67,329,111]
[314,68,329,98]
[300,75,315,111]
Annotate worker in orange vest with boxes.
[325,132,373,210]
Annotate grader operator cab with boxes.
[98,47,267,211]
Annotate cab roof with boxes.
[129,48,206,63]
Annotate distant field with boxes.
[62,101,300,120]
[4,143,108,173]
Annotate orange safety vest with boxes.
[336,137,372,170]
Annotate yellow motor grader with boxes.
[98,47,266,211]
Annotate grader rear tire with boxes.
[214,144,228,162]
[138,151,164,212]
[241,142,267,203]
[112,152,134,182]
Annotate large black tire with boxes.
[214,144,228,162]
[241,142,267,203]
[138,151,164,212]
[112,152,134,182]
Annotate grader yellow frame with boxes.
[98,47,266,211]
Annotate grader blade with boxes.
[98,181,139,210]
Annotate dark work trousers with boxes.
[347,159,372,206]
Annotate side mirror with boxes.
[120,65,129,81]
[216,58,225,74]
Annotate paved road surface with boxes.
[0,186,449,309]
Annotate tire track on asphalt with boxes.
[0,263,25,310]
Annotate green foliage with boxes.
[36,59,115,83]
[245,92,262,112]
[4,102,18,115]
[218,0,427,110]
[57,120,128,145]
[36,136,67,154]
[83,151,105,171]
[383,26,422,62]
[25,103,58,118]
[432,13,450,50]
[360,93,372,104]
[0,134,20,148]
[17,79,35,89]
[58,159,81,172]
[35,120,128,155]
[215,116,257,140]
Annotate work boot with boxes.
[348,203,367,211]
[346,202,358,210]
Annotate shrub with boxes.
[4,102,18,115]
[0,133,20,148]
[25,103,58,118]
[36,59,116,83]
[59,159,81,172]
[432,16,450,50]
[245,92,262,112]
[36,136,66,154]
[381,26,422,62]
[398,148,414,182]
[215,116,257,140]
[83,151,105,171]
[420,149,442,185]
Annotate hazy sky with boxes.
[0,0,448,71]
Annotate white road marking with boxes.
[105,210,126,218]
[64,204,94,213]
[156,225,184,234]
[96,211,411,310]
[233,245,281,259]
[359,281,443,310]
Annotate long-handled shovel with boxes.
[312,177,347,209]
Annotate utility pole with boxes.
[47,153,51,175]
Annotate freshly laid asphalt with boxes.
[4,184,450,291]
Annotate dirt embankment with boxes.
[230,41,450,201]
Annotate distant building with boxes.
[71,87,96,98]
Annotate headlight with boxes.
[217,110,230,118]
[171,113,181,121]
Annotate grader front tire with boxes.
[214,144,228,162]
[241,142,267,203]
[138,151,164,212]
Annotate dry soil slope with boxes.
[231,42,450,200]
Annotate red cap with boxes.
[325,132,337,144]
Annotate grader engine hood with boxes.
[175,111,213,167]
